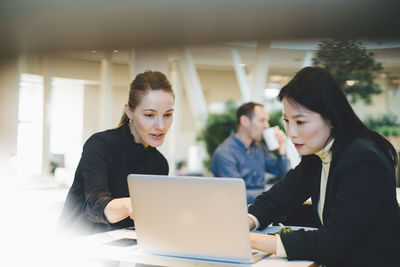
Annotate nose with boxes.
[155,116,165,130]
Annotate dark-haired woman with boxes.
[248,67,400,266]
[59,70,174,236]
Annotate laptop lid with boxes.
[127,174,256,264]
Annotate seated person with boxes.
[248,67,400,266]
[211,102,290,204]
[58,70,175,236]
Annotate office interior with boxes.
[0,0,400,266]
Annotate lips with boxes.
[293,143,303,149]
[150,133,164,140]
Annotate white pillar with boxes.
[302,51,314,68]
[42,56,53,175]
[0,57,20,173]
[231,48,251,102]
[166,60,183,175]
[252,40,271,102]
[99,51,113,130]
[177,47,208,130]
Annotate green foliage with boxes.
[197,100,237,169]
[364,113,400,136]
[313,39,383,104]
[377,126,400,137]
[268,110,284,131]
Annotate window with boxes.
[17,74,44,174]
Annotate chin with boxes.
[297,148,312,156]
[148,140,164,147]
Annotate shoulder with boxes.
[213,135,232,152]
[83,127,120,151]
[335,137,391,170]
[340,137,383,159]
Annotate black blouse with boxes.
[59,123,169,235]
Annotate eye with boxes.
[283,118,289,123]
[144,114,154,118]
[296,120,305,125]
[164,113,173,118]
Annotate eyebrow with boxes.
[283,113,306,118]
[142,108,174,112]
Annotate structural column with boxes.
[42,56,53,175]
[176,47,207,130]
[302,51,314,67]
[99,52,113,130]
[231,48,251,102]
[0,57,20,174]
[166,60,183,175]
[252,40,271,102]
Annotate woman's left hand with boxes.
[250,232,277,254]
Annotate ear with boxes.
[124,104,132,119]
[240,115,250,128]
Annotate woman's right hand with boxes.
[104,197,134,223]
[248,216,256,230]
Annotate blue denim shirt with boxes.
[210,132,290,204]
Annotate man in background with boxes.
[211,102,290,204]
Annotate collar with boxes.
[121,123,152,151]
[230,131,254,151]
[315,138,334,164]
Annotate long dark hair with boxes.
[278,66,398,167]
[118,70,174,127]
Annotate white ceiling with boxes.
[1,0,399,59]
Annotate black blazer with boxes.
[249,137,400,266]
[59,124,169,235]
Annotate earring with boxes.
[129,119,132,123]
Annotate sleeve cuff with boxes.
[248,213,260,231]
[275,234,288,258]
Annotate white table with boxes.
[65,228,315,267]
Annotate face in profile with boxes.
[282,98,332,155]
[247,106,270,141]
[127,90,174,148]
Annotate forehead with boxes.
[282,98,315,117]
[253,106,268,117]
[137,90,174,110]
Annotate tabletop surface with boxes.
[67,228,315,267]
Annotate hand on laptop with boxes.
[250,233,277,254]
[104,197,134,223]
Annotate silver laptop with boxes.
[127,174,269,264]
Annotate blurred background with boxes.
[0,1,399,263]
